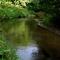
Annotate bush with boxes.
[0,33,18,60]
[26,0,60,27]
[42,14,53,26]
[0,2,32,20]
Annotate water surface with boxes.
[16,43,39,60]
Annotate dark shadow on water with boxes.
[16,43,56,60]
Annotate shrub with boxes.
[0,1,32,20]
[0,33,18,60]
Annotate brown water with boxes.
[2,18,60,60]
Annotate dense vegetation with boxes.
[0,0,60,60]
[27,0,60,27]
[0,33,18,60]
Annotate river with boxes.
[1,18,60,60]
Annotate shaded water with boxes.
[1,18,41,60]
[1,18,60,60]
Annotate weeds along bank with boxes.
[0,33,18,60]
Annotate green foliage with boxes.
[38,0,60,27]
[27,0,60,14]
[41,14,53,26]
[26,0,40,12]
[0,33,18,60]
[0,1,32,20]
[26,0,60,26]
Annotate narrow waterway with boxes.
[2,18,60,60]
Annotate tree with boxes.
[27,0,60,28]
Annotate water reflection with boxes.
[16,44,38,60]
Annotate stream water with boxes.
[16,43,39,60]
[2,18,60,60]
